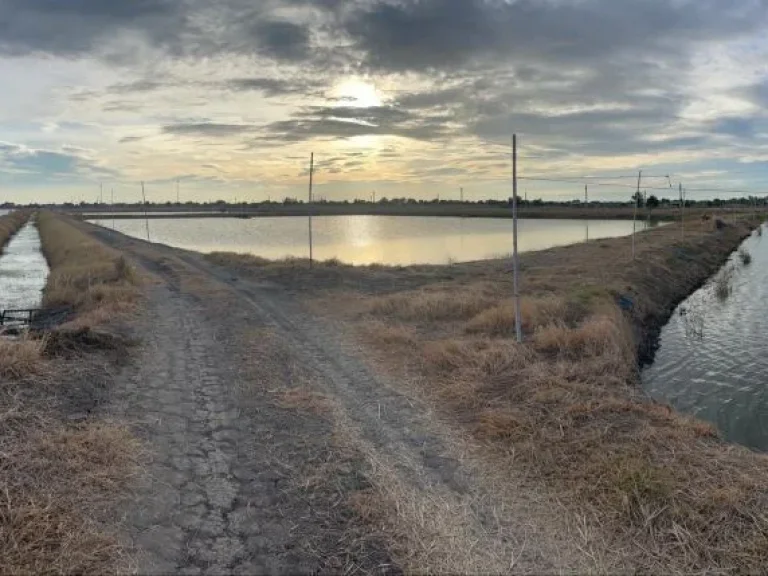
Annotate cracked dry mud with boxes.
[90,224,587,575]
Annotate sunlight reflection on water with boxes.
[89,215,652,266]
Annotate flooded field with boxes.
[90,215,654,265]
[643,227,768,450]
[0,220,49,311]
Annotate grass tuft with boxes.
[715,265,734,301]
[739,247,753,265]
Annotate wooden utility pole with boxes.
[141,182,151,242]
[308,153,314,268]
[512,134,522,343]
[680,183,685,239]
[585,184,589,243]
[633,171,641,259]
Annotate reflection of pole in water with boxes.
[585,184,589,243]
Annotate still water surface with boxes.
[90,216,651,265]
[643,228,768,450]
[0,221,49,310]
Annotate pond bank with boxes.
[205,214,768,572]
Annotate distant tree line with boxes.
[6,195,768,210]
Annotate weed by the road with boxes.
[0,335,47,379]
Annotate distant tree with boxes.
[631,191,644,208]
[646,195,660,211]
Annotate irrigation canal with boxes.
[0,219,49,314]
[643,225,768,451]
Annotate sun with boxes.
[333,78,382,108]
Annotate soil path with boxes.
[89,225,589,575]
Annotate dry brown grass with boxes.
[0,211,30,249]
[37,212,141,328]
[0,416,140,575]
[317,214,768,572]
[0,212,143,575]
[0,336,47,379]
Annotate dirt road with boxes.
[89,225,590,575]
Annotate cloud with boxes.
[226,76,323,97]
[0,141,117,180]
[260,104,452,142]
[108,79,165,94]
[0,0,180,56]
[342,0,768,73]
[162,122,254,137]
[248,19,310,61]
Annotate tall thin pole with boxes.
[100,182,103,205]
[679,183,684,239]
[585,184,589,243]
[141,181,151,242]
[176,179,180,204]
[460,187,464,203]
[308,153,314,268]
[111,188,115,230]
[644,190,649,228]
[512,134,522,343]
[633,171,641,259]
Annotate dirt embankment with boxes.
[1,212,142,575]
[5,211,764,574]
[207,215,768,573]
[83,222,594,574]
[0,211,30,250]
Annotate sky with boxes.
[2,0,768,204]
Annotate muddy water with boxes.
[642,227,768,451]
[0,220,49,311]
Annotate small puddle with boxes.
[0,218,49,312]
[642,227,768,450]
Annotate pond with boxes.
[0,220,49,311]
[642,227,768,451]
[89,215,655,266]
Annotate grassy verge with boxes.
[37,211,141,330]
[0,212,142,574]
[211,215,768,572]
[0,210,30,249]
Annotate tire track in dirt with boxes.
[89,224,592,574]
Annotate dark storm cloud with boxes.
[162,123,254,137]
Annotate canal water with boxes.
[0,220,49,312]
[642,226,768,451]
[89,215,654,266]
